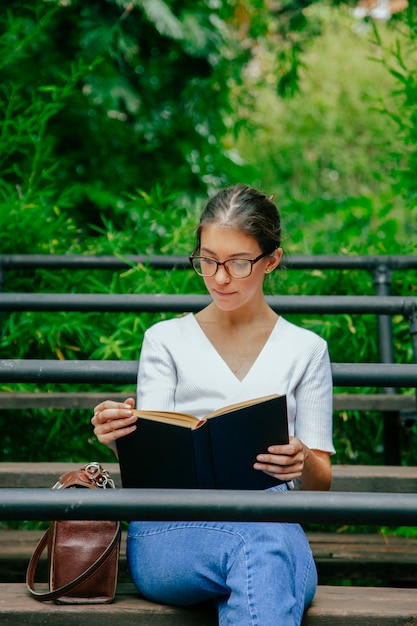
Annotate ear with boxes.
[265,248,283,273]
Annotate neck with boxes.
[204,299,277,328]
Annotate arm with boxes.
[92,328,177,453]
[91,396,137,455]
[254,439,332,491]
[254,338,334,491]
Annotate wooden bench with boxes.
[1,460,417,624]
[2,525,417,587]
[2,487,417,623]
[1,462,417,587]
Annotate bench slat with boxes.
[2,529,417,585]
[0,391,415,411]
[0,582,217,626]
[2,462,417,492]
[1,582,417,625]
[0,392,134,409]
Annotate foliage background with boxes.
[1,1,417,471]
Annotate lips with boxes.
[213,290,235,297]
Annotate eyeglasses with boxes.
[189,252,270,279]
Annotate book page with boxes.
[132,409,203,429]
[205,394,280,419]
[131,393,280,428]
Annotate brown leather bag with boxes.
[26,462,121,604]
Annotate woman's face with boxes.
[198,223,281,313]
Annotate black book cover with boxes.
[117,395,288,490]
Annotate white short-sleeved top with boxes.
[136,313,335,454]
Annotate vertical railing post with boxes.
[0,259,5,339]
[408,302,417,418]
[409,303,417,362]
[372,263,400,465]
[0,262,5,293]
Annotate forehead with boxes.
[200,224,260,254]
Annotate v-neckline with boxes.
[189,314,280,382]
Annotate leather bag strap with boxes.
[26,522,121,601]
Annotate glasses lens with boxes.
[225,260,252,278]
[192,257,217,276]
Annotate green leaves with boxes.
[137,0,184,40]
[369,9,417,208]
[1,0,247,201]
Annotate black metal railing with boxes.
[0,359,416,387]
[1,488,417,526]
[1,293,416,354]
[2,253,417,272]
[0,293,415,315]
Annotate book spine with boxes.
[192,424,216,489]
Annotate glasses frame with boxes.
[189,252,270,279]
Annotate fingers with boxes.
[254,461,303,482]
[254,438,305,481]
[265,437,303,458]
[93,397,135,416]
[91,398,137,449]
[91,398,136,426]
[253,456,304,482]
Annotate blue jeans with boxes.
[126,487,317,625]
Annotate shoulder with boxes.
[274,317,330,368]
[144,314,195,345]
[277,316,327,350]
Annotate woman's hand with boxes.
[254,436,305,482]
[91,397,137,452]
[254,436,332,490]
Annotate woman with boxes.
[92,184,335,625]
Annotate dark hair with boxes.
[194,184,281,254]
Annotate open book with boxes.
[117,394,288,490]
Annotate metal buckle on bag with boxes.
[85,462,116,489]
[52,462,116,489]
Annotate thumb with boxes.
[124,396,136,409]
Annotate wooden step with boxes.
[330,463,417,493]
[0,391,415,411]
[0,462,120,488]
[1,462,417,492]
[1,582,417,625]
[2,529,417,585]
[305,531,417,584]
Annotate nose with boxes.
[214,264,230,284]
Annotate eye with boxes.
[230,260,250,270]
